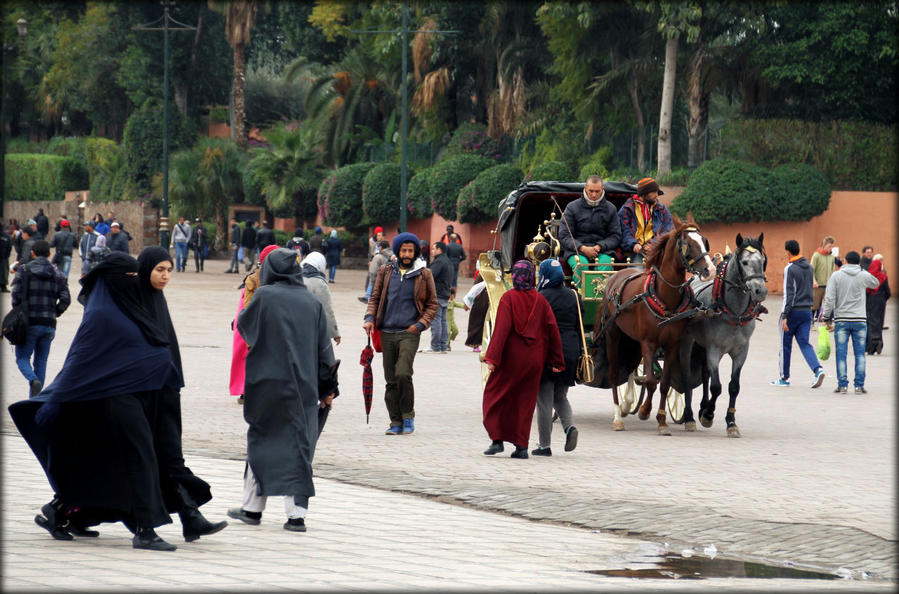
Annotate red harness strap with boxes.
[642,269,694,318]
[711,260,763,326]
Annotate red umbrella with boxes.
[360,335,374,423]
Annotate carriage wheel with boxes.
[666,386,686,424]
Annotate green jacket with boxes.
[810,250,835,286]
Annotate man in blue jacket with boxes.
[558,175,622,290]
[773,239,825,388]
[618,177,674,265]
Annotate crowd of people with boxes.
[3,179,891,547]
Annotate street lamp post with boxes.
[134,1,195,249]
[0,17,28,220]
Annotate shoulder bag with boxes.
[2,270,30,346]
[571,288,594,384]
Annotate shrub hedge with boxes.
[4,154,89,201]
[457,163,522,224]
[527,160,574,182]
[407,166,436,219]
[716,118,896,191]
[362,162,403,224]
[670,158,831,224]
[318,162,377,228]
[429,154,494,220]
[441,122,503,161]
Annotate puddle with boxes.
[587,555,839,580]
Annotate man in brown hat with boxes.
[617,177,674,264]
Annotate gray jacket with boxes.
[557,192,622,261]
[821,264,879,323]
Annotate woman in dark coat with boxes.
[136,246,228,541]
[532,258,580,456]
[481,260,564,459]
[9,253,180,551]
[325,229,342,283]
[865,256,890,354]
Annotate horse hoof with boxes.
[684,421,696,432]
[658,426,671,436]
[700,416,713,428]
[727,426,741,438]
[612,420,625,431]
[638,409,650,421]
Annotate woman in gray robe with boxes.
[227,248,337,532]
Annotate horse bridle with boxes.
[732,244,767,289]
[676,226,711,277]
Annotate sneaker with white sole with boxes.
[811,368,825,388]
[771,378,790,387]
[855,386,867,394]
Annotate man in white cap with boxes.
[106,221,130,254]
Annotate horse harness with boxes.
[710,246,767,326]
[601,266,701,334]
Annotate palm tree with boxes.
[195,139,245,249]
[209,0,259,147]
[248,122,325,221]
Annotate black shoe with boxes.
[34,514,73,540]
[227,507,261,525]
[29,379,42,398]
[510,446,529,459]
[564,426,579,452]
[483,441,504,456]
[180,508,228,542]
[68,525,100,537]
[531,446,552,456]
[357,296,369,303]
[133,528,177,551]
[284,518,307,532]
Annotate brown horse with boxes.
[593,222,715,435]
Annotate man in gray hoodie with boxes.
[821,251,879,394]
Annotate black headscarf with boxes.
[260,248,306,287]
[78,252,170,347]
[137,246,183,387]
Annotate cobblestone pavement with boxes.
[2,262,895,588]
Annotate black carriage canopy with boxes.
[495,180,638,271]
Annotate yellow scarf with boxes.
[634,198,654,246]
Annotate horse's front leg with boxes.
[606,328,625,431]
[654,343,681,436]
[679,340,697,432]
[699,346,723,428]
[725,349,749,438]
[637,343,658,422]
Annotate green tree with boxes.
[209,0,260,146]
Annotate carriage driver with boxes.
[558,175,622,289]
[617,177,674,266]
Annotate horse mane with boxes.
[643,221,697,269]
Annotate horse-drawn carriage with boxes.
[477,180,767,436]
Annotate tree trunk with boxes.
[628,77,646,172]
[232,42,247,147]
[686,48,706,169]
[657,36,678,174]
[214,199,227,251]
[174,9,205,119]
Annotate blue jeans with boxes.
[430,299,449,351]
[329,264,337,282]
[15,325,56,387]
[778,309,820,380]
[174,242,189,271]
[834,321,867,388]
[59,255,72,277]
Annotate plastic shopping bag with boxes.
[817,325,831,361]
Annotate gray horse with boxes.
[673,234,768,437]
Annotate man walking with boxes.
[0,225,12,292]
[228,248,337,532]
[773,240,826,388]
[189,218,208,272]
[78,220,106,277]
[11,240,71,397]
[226,218,241,273]
[241,221,258,272]
[363,232,438,435]
[34,209,49,239]
[822,251,879,394]
[810,235,836,321]
[106,222,130,254]
[171,217,191,272]
[48,219,76,277]
[423,241,454,354]
[255,221,275,256]
[444,234,466,290]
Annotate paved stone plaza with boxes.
[2,262,895,590]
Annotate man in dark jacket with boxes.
[309,226,326,254]
[558,175,622,290]
[49,219,77,277]
[14,227,36,271]
[106,222,130,254]
[241,221,258,272]
[189,218,208,272]
[363,232,438,435]
[34,209,50,239]
[226,218,241,273]
[1,225,12,292]
[444,234,466,289]
[11,240,71,397]
[423,241,454,354]
[773,239,825,388]
[255,221,276,256]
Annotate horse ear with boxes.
[736,233,744,247]
[757,232,764,246]
[704,238,710,252]
[672,214,683,227]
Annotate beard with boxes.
[399,256,415,268]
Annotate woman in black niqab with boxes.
[134,246,227,542]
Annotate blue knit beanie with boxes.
[392,231,421,258]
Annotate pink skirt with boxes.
[229,288,248,396]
